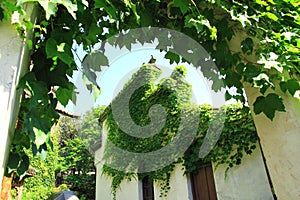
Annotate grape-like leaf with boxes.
[265,12,278,21]
[82,51,107,89]
[46,38,58,58]
[173,0,189,15]
[56,83,76,106]
[280,80,300,96]
[165,51,180,64]
[33,127,48,149]
[253,93,286,120]
[82,51,108,72]
[241,38,254,55]
[94,0,117,20]
[17,155,29,179]
[46,38,74,66]
[7,153,20,173]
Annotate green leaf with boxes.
[12,131,30,149]
[39,149,47,161]
[280,80,300,96]
[93,84,101,101]
[211,78,224,92]
[235,63,245,74]
[265,12,278,21]
[33,127,49,149]
[17,71,36,90]
[27,81,49,106]
[225,70,242,88]
[56,83,75,106]
[255,0,268,6]
[27,39,33,50]
[7,153,20,173]
[140,11,153,26]
[253,93,286,120]
[83,51,108,71]
[87,22,101,44]
[165,51,180,64]
[58,0,78,19]
[123,0,140,23]
[94,0,117,20]
[241,38,254,55]
[58,51,74,66]
[32,143,38,156]
[244,64,261,82]
[82,59,101,89]
[0,6,4,21]
[184,14,205,33]
[173,0,189,15]
[17,155,29,179]
[46,38,58,58]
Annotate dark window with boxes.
[142,176,154,200]
[191,163,217,200]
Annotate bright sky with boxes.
[67,42,228,115]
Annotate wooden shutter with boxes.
[191,163,217,200]
[142,176,154,200]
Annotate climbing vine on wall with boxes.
[100,65,258,198]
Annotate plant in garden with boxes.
[58,109,104,200]
[60,138,96,200]
[18,129,60,200]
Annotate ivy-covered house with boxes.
[95,64,274,200]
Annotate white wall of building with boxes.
[94,127,140,200]
[213,144,274,200]
[153,165,191,200]
[0,3,38,188]
[244,83,300,199]
[95,125,274,200]
[227,29,300,199]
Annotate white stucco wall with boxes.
[213,144,274,200]
[95,163,140,200]
[95,124,191,200]
[244,83,300,199]
[0,3,38,188]
[95,124,274,200]
[227,29,300,199]
[153,165,191,200]
[95,150,191,200]
[95,125,140,200]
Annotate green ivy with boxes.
[183,104,258,174]
[101,65,258,198]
